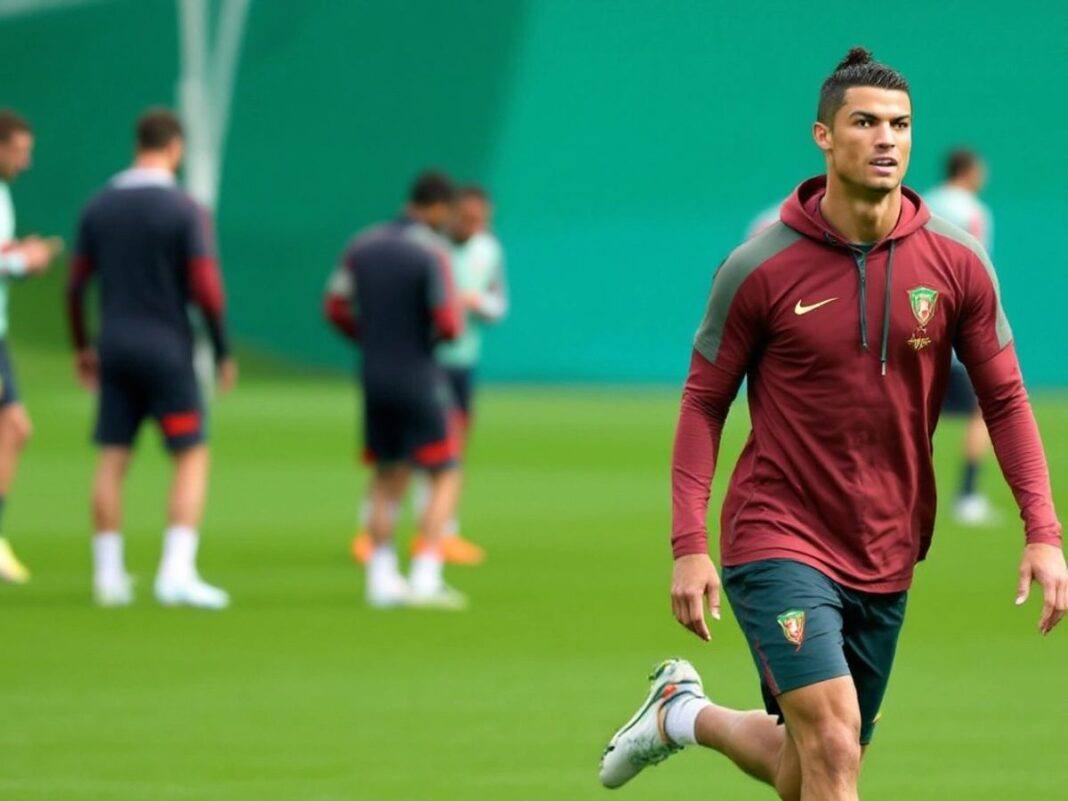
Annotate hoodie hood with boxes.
[780,175,930,246]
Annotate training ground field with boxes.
[1,341,1066,800]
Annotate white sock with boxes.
[663,694,712,747]
[159,525,199,582]
[409,550,443,595]
[93,532,125,583]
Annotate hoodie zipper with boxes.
[849,247,870,351]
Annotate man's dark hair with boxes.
[945,148,980,180]
[136,108,183,151]
[457,184,489,203]
[0,109,31,143]
[817,47,910,125]
[409,170,456,206]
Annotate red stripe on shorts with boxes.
[161,411,201,438]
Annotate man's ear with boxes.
[812,121,833,154]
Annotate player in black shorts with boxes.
[68,109,237,609]
[325,171,466,609]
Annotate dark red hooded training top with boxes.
[672,176,1061,592]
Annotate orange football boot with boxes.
[410,533,486,565]
[350,530,374,564]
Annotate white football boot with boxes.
[93,572,135,607]
[954,493,995,526]
[599,659,705,789]
[407,582,467,611]
[154,572,230,610]
[0,537,30,584]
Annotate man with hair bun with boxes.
[599,47,1065,800]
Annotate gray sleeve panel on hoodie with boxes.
[694,221,801,364]
[924,214,1012,349]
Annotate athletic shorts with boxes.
[722,559,907,744]
[0,340,20,407]
[444,367,475,422]
[942,360,978,415]
[362,377,459,471]
[95,345,204,452]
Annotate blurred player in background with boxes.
[350,185,507,566]
[924,148,995,524]
[326,171,466,609]
[68,109,236,608]
[0,110,62,584]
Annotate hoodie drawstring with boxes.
[846,239,896,377]
[879,240,896,377]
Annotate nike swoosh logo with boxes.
[794,297,839,315]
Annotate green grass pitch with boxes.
[0,344,1065,800]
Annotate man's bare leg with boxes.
[154,444,229,609]
[364,463,411,607]
[409,465,465,606]
[90,447,133,604]
[0,403,32,582]
[683,677,859,800]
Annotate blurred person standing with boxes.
[925,149,995,524]
[325,171,466,609]
[350,185,507,566]
[0,110,62,584]
[68,109,237,608]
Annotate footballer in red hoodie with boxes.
[599,48,1067,800]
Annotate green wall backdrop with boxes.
[2,0,1066,384]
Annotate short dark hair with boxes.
[136,108,183,151]
[945,148,980,180]
[817,47,910,125]
[0,109,31,143]
[409,170,456,207]
[457,184,489,203]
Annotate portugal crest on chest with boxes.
[906,286,939,351]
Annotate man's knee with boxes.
[795,719,862,779]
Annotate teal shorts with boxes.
[722,559,907,744]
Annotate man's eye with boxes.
[894,121,910,129]
[856,119,870,127]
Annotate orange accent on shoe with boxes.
[661,684,678,700]
[410,534,486,565]
[350,531,374,564]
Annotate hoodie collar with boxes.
[780,175,929,248]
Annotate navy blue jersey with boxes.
[68,168,228,362]
[325,217,461,387]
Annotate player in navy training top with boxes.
[325,171,466,609]
[68,109,237,609]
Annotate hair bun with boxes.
[835,47,872,71]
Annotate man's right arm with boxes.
[670,255,767,640]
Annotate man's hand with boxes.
[217,358,238,394]
[75,348,98,390]
[15,236,58,274]
[1016,542,1068,636]
[670,553,722,642]
[462,290,482,311]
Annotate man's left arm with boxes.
[467,242,508,323]
[955,247,1068,635]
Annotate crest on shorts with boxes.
[906,286,939,351]
[776,609,806,650]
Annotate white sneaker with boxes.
[408,582,467,611]
[0,537,30,584]
[93,573,134,607]
[366,571,411,608]
[154,573,230,610]
[599,659,705,789]
[954,493,995,526]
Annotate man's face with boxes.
[423,201,454,232]
[451,196,489,243]
[814,86,912,194]
[0,131,34,182]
